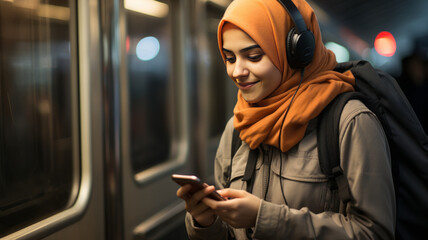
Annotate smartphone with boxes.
[171,174,225,201]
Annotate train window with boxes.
[125,0,176,173]
[0,0,78,237]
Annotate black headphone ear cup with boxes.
[286,27,315,69]
[295,30,315,68]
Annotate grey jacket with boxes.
[186,100,396,239]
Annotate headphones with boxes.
[278,0,315,69]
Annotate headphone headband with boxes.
[277,0,307,33]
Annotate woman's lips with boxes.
[237,80,260,90]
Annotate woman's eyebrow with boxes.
[240,45,261,53]
[222,44,261,53]
[222,48,233,53]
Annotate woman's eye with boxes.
[225,56,236,63]
[248,54,263,61]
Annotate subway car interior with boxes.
[0,0,427,239]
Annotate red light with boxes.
[374,31,396,57]
[126,36,130,53]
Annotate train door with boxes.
[107,0,233,239]
[0,0,105,239]
[104,0,232,239]
[104,0,194,239]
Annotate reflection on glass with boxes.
[126,0,174,173]
[0,0,77,236]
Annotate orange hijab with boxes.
[218,0,355,152]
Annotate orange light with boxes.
[374,31,396,57]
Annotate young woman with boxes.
[177,0,395,239]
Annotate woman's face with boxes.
[222,25,282,104]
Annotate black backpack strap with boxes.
[228,128,258,193]
[242,148,258,193]
[225,128,242,188]
[317,92,364,205]
[231,128,241,160]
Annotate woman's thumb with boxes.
[218,188,245,198]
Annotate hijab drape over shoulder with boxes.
[218,0,355,152]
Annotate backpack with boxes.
[229,60,428,239]
[318,60,428,240]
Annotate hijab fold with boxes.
[218,0,355,152]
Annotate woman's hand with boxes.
[203,189,261,228]
[176,184,217,227]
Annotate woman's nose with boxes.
[232,59,249,78]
